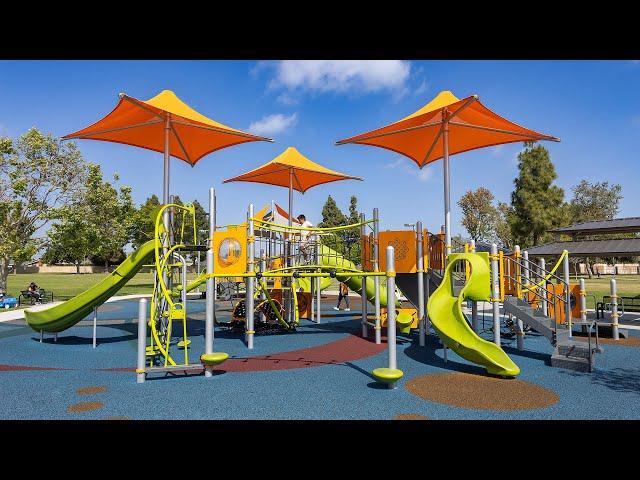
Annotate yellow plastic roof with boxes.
[223,146,362,193]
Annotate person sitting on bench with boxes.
[27,282,42,303]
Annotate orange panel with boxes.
[546,283,568,324]
[212,226,246,275]
[270,289,311,319]
[379,230,427,273]
[380,307,419,329]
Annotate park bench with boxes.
[18,289,54,306]
[596,295,640,319]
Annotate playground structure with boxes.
[24,184,604,382]
[16,86,613,389]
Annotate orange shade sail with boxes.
[335,90,560,168]
[63,89,272,166]
[223,146,362,193]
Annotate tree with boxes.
[0,128,87,290]
[495,202,516,250]
[130,194,161,249]
[510,142,566,248]
[457,187,499,243]
[345,195,361,265]
[569,180,622,224]
[42,206,94,274]
[318,195,346,228]
[568,180,623,278]
[85,165,135,269]
[44,164,134,271]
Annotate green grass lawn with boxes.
[579,275,640,308]
[5,272,201,304]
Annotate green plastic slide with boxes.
[25,240,156,333]
[427,252,520,377]
[307,245,411,325]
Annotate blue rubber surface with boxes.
[1,299,640,419]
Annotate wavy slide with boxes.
[298,245,411,326]
[427,252,520,377]
[25,240,156,333]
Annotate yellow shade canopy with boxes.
[336,90,560,168]
[223,146,362,193]
[64,89,272,166]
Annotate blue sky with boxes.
[1,60,638,236]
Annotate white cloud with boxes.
[385,157,432,182]
[267,60,411,96]
[276,92,300,106]
[414,79,429,97]
[248,113,298,137]
[491,144,504,157]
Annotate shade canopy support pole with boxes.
[442,113,451,260]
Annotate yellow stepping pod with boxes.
[200,352,229,366]
[372,368,404,383]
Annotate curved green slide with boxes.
[427,252,520,377]
[25,240,156,333]
[303,245,411,326]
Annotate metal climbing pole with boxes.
[416,220,426,346]
[373,208,381,344]
[491,243,501,346]
[246,204,255,349]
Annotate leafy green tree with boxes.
[85,165,135,269]
[495,202,516,250]
[458,187,499,243]
[569,180,622,224]
[568,180,624,277]
[130,194,161,249]
[42,206,94,273]
[318,195,362,265]
[44,164,134,271]
[0,128,87,290]
[318,195,347,228]
[510,142,566,248]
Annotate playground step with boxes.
[550,352,593,373]
[557,340,601,359]
[503,296,555,343]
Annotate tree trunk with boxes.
[586,257,593,279]
[0,257,10,292]
[76,261,80,274]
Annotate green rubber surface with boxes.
[427,252,520,377]
[24,240,155,333]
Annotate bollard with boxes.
[92,306,98,349]
[491,244,501,346]
[580,278,587,333]
[611,278,619,340]
[136,298,148,384]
